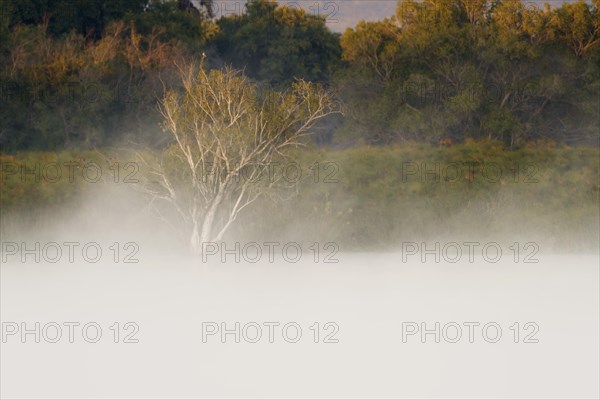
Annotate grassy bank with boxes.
[1,141,598,251]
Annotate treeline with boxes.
[337,0,600,146]
[0,0,598,151]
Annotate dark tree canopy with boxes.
[211,0,341,85]
[3,0,213,39]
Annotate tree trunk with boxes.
[192,191,224,256]
[190,221,202,256]
[199,203,217,247]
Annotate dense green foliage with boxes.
[2,0,213,39]
[1,0,597,152]
[0,21,185,150]
[212,0,341,85]
[336,0,600,145]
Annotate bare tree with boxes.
[138,62,338,255]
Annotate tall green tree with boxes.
[211,0,341,85]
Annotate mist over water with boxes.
[1,181,599,399]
